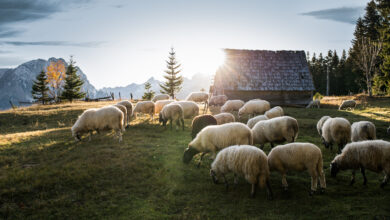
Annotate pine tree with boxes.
[31,70,50,104]
[142,82,155,100]
[160,47,183,99]
[61,57,85,102]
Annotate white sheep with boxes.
[306,100,320,108]
[238,99,270,118]
[185,92,209,103]
[113,104,127,127]
[321,117,351,153]
[351,121,376,142]
[268,143,326,194]
[154,100,176,114]
[209,95,228,106]
[220,100,245,113]
[133,101,155,120]
[159,103,184,130]
[210,145,273,199]
[317,116,331,136]
[176,101,199,119]
[117,100,133,126]
[264,106,284,119]
[339,100,357,110]
[183,122,253,166]
[71,106,124,142]
[330,140,390,188]
[252,116,299,148]
[214,112,235,125]
[152,94,170,102]
[247,115,269,129]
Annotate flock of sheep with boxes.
[71,92,390,200]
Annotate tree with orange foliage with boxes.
[46,60,66,101]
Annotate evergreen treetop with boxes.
[61,57,85,102]
[160,47,183,99]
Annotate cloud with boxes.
[300,7,364,24]
[0,41,105,47]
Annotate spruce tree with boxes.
[142,82,155,100]
[61,57,85,102]
[31,70,50,104]
[160,47,183,99]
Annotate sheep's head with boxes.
[71,128,81,141]
[158,112,164,124]
[182,146,199,164]
[210,169,218,184]
[330,161,339,177]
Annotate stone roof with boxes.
[213,49,315,91]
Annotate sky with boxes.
[0,0,369,89]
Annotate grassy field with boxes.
[0,97,390,219]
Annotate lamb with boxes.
[210,145,273,199]
[183,122,253,166]
[117,100,133,126]
[351,121,376,142]
[152,94,170,102]
[133,101,155,120]
[113,104,127,127]
[209,95,228,106]
[158,103,184,130]
[191,114,218,139]
[71,106,125,142]
[306,100,320,108]
[252,116,299,149]
[220,100,245,113]
[185,92,209,103]
[339,100,357,110]
[238,99,270,118]
[264,106,284,119]
[316,116,331,136]
[268,143,326,195]
[214,112,235,125]
[247,115,269,129]
[330,140,390,188]
[321,117,351,153]
[176,101,199,119]
[154,100,176,114]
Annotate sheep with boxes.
[214,112,235,125]
[252,116,299,149]
[113,104,127,127]
[220,100,245,113]
[152,94,170,102]
[154,100,175,114]
[268,143,326,195]
[210,145,273,199]
[238,99,270,118]
[306,100,320,108]
[71,106,124,142]
[176,101,199,119]
[183,122,253,167]
[185,92,209,103]
[247,115,269,129]
[264,106,284,119]
[191,114,218,139]
[330,140,390,188]
[339,100,357,110]
[133,101,155,120]
[117,100,133,126]
[209,95,228,106]
[316,116,331,136]
[321,117,351,153]
[158,103,184,130]
[351,121,376,142]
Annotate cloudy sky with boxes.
[0,0,368,89]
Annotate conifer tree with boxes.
[160,47,183,99]
[61,57,85,102]
[31,70,50,104]
[142,82,155,100]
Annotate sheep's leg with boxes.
[197,153,206,168]
[266,180,273,200]
[223,174,229,192]
[117,130,122,143]
[318,171,326,193]
[308,168,318,195]
[361,167,367,185]
[282,173,288,191]
[170,119,173,130]
[380,174,388,188]
[250,183,256,198]
[181,118,185,131]
[350,170,356,186]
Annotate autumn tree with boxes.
[46,60,66,101]
[31,70,50,104]
[142,82,155,100]
[61,57,85,102]
[160,47,183,99]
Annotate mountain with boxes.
[0,58,97,110]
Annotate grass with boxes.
[0,97,390,219]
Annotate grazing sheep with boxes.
[191,114,218,139]
[152,94,170,102]
[210,145,273,199]
[176,101,199,119]
[306,100,320,108]
[321,117,351,153]
[317,116,331,136]
[117,100,133,126]
[183,122,253,166]
[247,115,269,129]
[238,99,270,118]
[330,140,390,188]
[264,106,284,119]
[159,104,184,130]
[339,100,357,110]
[209,95,228,106]
[268,143,326,194]
[221,100,245,113]
[113,104,127,127]
[154,100,176,114]
[71,106,124,142]
[214,112,235,125]
[185,92,209,103]
[351,121,376,142]
[252,116,299,149]
[133,101,155,120]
